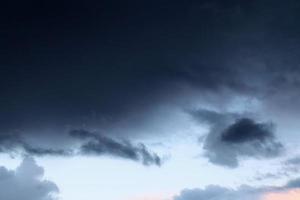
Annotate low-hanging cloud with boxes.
[70,129,161,166]
[174,185,263,200]
[0,134,71,157]
[0,157,59,200]
[174,177,300,200]
[0,130,162,166]
[189,109,284,168]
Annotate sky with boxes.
[1,0,300,200]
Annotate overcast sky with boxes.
[1,0,300,200]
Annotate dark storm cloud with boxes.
[189,109,283,168]
[70,129,161,166]
[0,157,59,200]
[1,0,300,139]
[1,0,300,162]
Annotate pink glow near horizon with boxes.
[263,189,300,200]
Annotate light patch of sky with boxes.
[226,96,262,114]
[0,154,21,169]
[33,134,279,200]
[0,130,290,200]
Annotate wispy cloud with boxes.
[70,129,162,166]
[0,130,162,166]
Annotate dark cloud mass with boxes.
[189,109,283,168]
[1,0,300,186]
[0,157,59,200]
[221,118,274,143]
[1,0,300,138]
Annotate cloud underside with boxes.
[1,0,300,144]
[174,178,300,200]
[189,109,283,168]
[0,157,58,200]
[0,130,161,166]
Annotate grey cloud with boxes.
[286,178,300,189]
[280,156,300,175]
[189,109,283,168]
[285,156,300,166]
[253,156,300,181]
[0,130,161,166]
[188,109,235,125]
[174,185,264,200]
[174,177,300,200]
[70,129,161,166]
[221,118,274,143]
[0,134,22,153]
[253,172,283,181]
[0,157,59,200]
[0,134,71,157]
[22,144,72,157]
